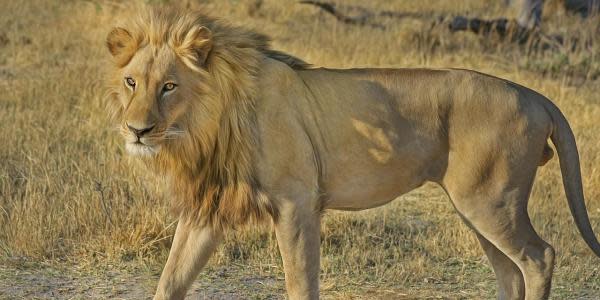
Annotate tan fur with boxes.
[106,9,600,300]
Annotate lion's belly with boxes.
[324,179,423,211]
[321,152,436,211]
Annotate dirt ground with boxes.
[1,258,599,299]
[0,259,285,300]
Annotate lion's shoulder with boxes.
[257,58,307,92]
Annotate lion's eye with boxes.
[125,77,136,89]
[163,82,177,92]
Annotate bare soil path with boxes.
[1,259,599,299]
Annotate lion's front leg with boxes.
[274,202,321,300]
[154,217,222,300]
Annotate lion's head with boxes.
[105,11,225,158]
[104,9,298,227]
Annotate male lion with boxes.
[105,9,600,300]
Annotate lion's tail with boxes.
[544,99,600,257]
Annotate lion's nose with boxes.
[127,123,155,138]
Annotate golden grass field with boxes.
[1,0,599,298]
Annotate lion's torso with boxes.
[253,58,550,211]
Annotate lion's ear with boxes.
[178,26,213,70]
[106,27,136,66]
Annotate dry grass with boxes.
[1,0,599,298]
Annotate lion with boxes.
[105,8,600,300]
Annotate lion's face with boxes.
[116,47,188,156]
[106,25,213,157]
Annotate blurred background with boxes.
[0,0,599,298]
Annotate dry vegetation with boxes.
[1,0,599,298]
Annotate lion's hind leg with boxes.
[444,160,555,300]
[441,124,557,299]
[446,182,555,300]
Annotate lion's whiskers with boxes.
[143,130,182,142]
[165,127,186,137]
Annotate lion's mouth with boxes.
[119,124,182,157]
[126,141,160,156]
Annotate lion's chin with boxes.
[126,142,160,157]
